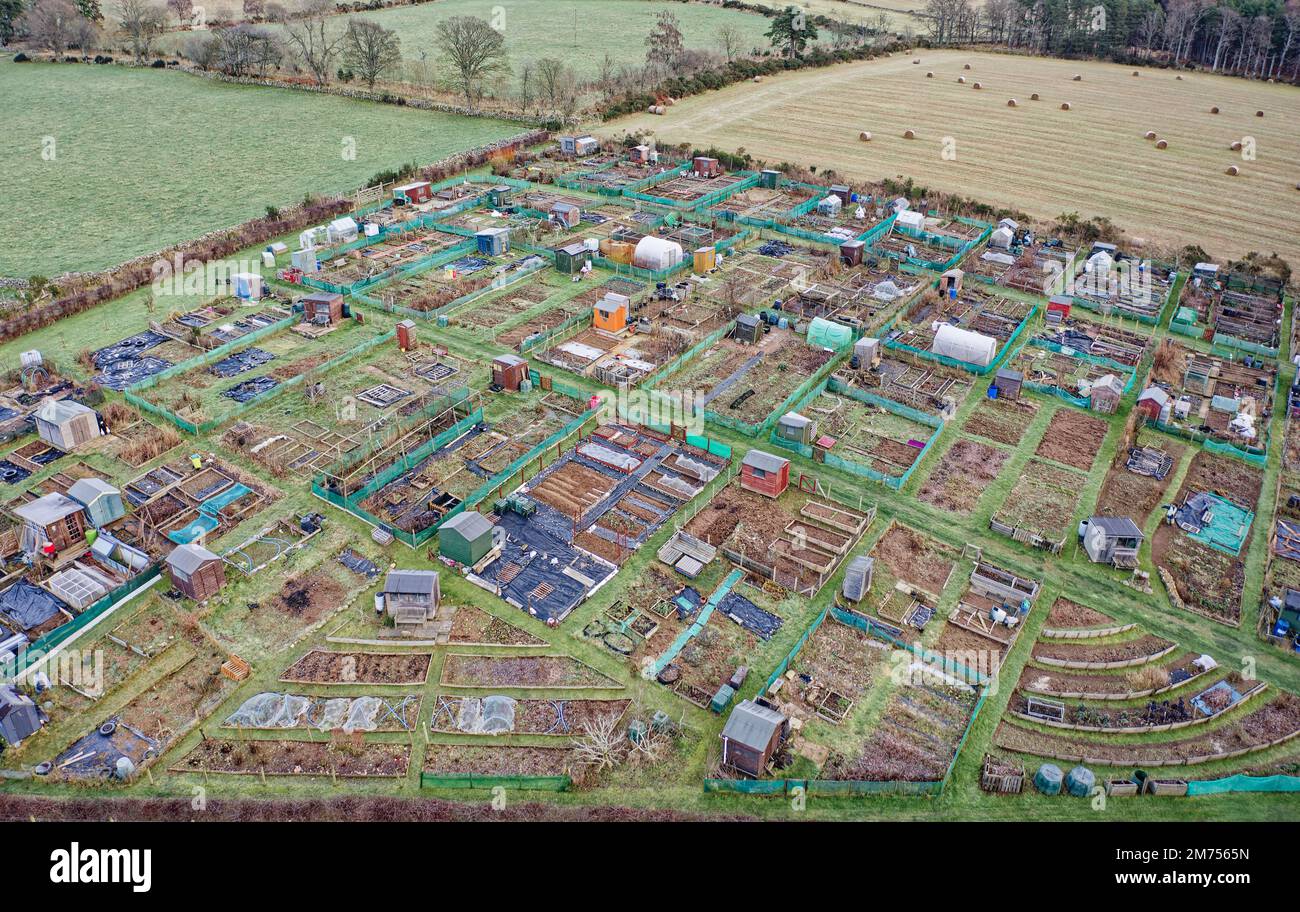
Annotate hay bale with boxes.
[1155,139,1168,149]
[972,81,982,89]
[926,71,934,78]
[1031,92,1040,100]
[963,63,972,70]
[1144,131,1157,140]
[1072,74,1082,81]
[903,129,916,139]
[1132,70,1140,76]
[1226,165,1240,176]
[957,76,966,84]
[1210,106,1220,114]
[1060,102,1071,110]
[859,131,872,142]
[1256,110,1264,117]
[1230,140,1242,151]
[1007,98,1018,107]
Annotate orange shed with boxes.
[593,293,630,334]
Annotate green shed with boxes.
[439,510,495,566]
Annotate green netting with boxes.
[684,434,732,459]
[1183,492,1254,556]
[1186,774,1300,795]
[1210,332,1279,358]
[420,772,570,791]
[303,239,477,297]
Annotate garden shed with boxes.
[166,543,226,601]
[492,354,529,392]
[67,477,125,528]
[34,399,102,451]
[14,493,86,560]
[439,510,494,566]
[720,699,787,777]
[633,236,683,272]
[740,450,790,498]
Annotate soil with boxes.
[684,484,793,552]
[1151,525,1245,623]
[429,696,630,736]
[173,738,410,777]
[439,654,620,689]
[1032,633,1174,664]
[1034,408,1108,471]
[1044,597,1116,630]
[1095,442,1185,518]
[965,397,1039,446]
[424,743,573,777]
[1018,652,1200,696]
[1179,451,1264,510]
[447,605,546,646]
[918,438,1008,514]
[280,650,431,685]
[272,571,345,624]
[870,523,957,598]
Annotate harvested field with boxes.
[604,49,1300,265]
[918,438,1008,513]
[965,397,1038,446]
[173,739,410,777]
[424,743,573,778]
[447,605,546,647]
[280,650,431,685]
[439,654,621,690]
[1034,408,1108,471]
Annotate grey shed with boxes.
[842,555,874,602]
[0,685,44,745]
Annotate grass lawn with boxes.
[0,59,521,277]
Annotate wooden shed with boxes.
[720,700,788,777]
[554,243,591,275]
[166,543,226,601]
[740,450,790,498]
[993,368,1023,401]
[693,156,722,178]
[33,399,103,451]
[14,493,86,561]
[492,354,529,392]
[593,293,630,334]
[393,181,432,204]
[301,291,345,326]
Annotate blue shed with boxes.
[67,478,125,528]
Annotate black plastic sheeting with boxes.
[0,579,69,631]
[209,347,275,378]
[719,591,783,640]
[29,446,65,466]
[481,510,615,623]
[222,375,279,402]
[0,407,19,423]
[0,459,32,485]
[93,331,168,369]
[337,548,380,579]
[95,356,173,390]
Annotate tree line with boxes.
[924,0,1300,81]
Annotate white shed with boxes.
[989,226,1014,249]
[327,217,359,244]
[896,210,926,232]
[34,399,102,451]
[930,323,998,368]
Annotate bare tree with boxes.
[716,22,742,61]
[278,0,341,86]
[18,0,96,53]
[341,18,401,89]
[571,713,625,771]
[164,0,191,26]
[514,60,535,114]
[645,8,682,74]
[434,14,508,109]
[535,56,577,115]
[115,0,165,63]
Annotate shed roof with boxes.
[442,510,493,541]
[493,354,526,368]
[14,493,83,526]
[166,543,221,574]
[742,450,788,473]
[67,477,119,505]
[34,399,94,424]
[384,569,439,597]
[1088,516,1144,539]
[1138,386,1171,406]
[779,412,811,429]
[721,700,786,751]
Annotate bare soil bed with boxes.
[1034,409,1108,471]
[424,742,573,777]
[965,397,1038,446]
[280,650,431,685]
[1018,652,1200,696]
[173,739,410,777]
[429,696,630,736]
[1044,597,1116,630]
[917,438,1008,514]
[1031,633,1175,665]
[439,654,621,689]
[447,605,546,646]
[823,683,978,782]
[1095,442,1185,518]
[870,523,957,599]
[1181,451,1264,510]
[1151,526,1245,624]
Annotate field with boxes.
[159,0,774,83]
[601,48,1300,264]
[0,60,519,276]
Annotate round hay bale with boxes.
[1226,165,1240,176]
[1230,140,1242,151]
[926,71,934,78]
[859,131,872,142]
[1155,139,1168,149]
[1210,106,1220,114]
[963,63,972,70]
[1060,102,1071,110]
[1176,74,1184,80]
[957,76,966,84]
[1132,70,1140,77]
[1031,92,1040,100]
[903,129,916,139]
[1072,73,1082,81]
[973,81,982,89]
[753,75,762,83]
[1256,110,1264,117]
[912,58,920,64]
[1144,131,1157,140]
[1007,98,1018,107]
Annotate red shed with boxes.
[693,156,722,178]
[301,291,345,326]
[740,449,790,498]
[492,354,529,392]
[1047,294,1073,319]
[1134,386,1170,422]
[166,543,226,601]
